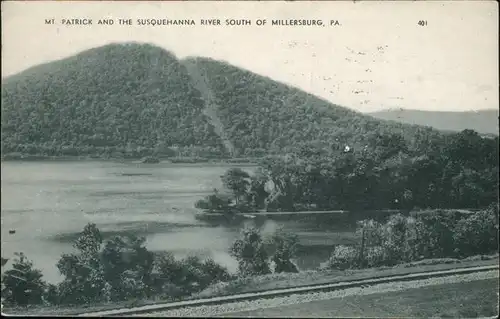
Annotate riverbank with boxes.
[0,153,262,164]
[3,255,497,316]
[194,254,499,298]
[194,208,483,226]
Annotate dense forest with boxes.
[1,43,226,159]
[255,128,499,210]
[2,42,454,159]
[187,56,452,158]
[198,128,498,211]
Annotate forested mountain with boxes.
[0,42,487,159]
[185,57,450,158]
[369,109,499,136]
[1,43,226,159]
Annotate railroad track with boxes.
[79,264,499,317]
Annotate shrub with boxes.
[326,245,360,270]
[175,256,212,295]
[364,246,387,268]
[357,219,384,247]
[100,235,155,301]
[200,258,232,284]
[152,253,231,297]
[377,214,422,264]
[195,189,233,213]
[410,210,462,258]
[353,208,500,269]
[453,208,499,257]
[43,284,60,306]
[230,227,271,277]
[266,227,299,273]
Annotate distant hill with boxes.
[369,109,499,136]
[2,42,453,159]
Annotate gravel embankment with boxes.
[136,270,499,317]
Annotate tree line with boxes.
[2,205,498,310]
[198,129,498,212]
[325,206,498,270]
[1,223,299,308]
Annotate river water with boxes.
[1,161,364,284]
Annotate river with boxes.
[1,160,363,284]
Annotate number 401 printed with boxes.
[418,20,428,26]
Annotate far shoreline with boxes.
[0,154,262,165]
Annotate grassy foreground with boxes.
[195,254,499,298]
[3,254,497,316]
[221,278,499,318]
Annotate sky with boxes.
[1,1,498,113]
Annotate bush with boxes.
[195,189,233,213]
[230,227,271,277]
[352,208,500,269]
[200,258,233,284]
[152,253,231,297]
[377,214,422,264]
[100,235,155,301]
[266,228,299,273]
[410,210,462,258]
[364,246,387,268]
[358,216,417,267]
[43,284,59,306]
[175,256,212,295]
[151,252,185,298]
[453,208,499,257]
[326,245,360,270]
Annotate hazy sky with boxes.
[2,1,498,112]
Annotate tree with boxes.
[74,223,103,258]
[56,223,106,305]
[1,252,46,306]
[230,227,271,277]
[100,235,155,301]
[221,168,251,205]
[445,129,483,165]
[245,169,270,210]
[453,207,499,257]
[194,189,232,212]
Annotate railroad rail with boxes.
[79,264,498,317]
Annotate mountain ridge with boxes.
[1,42,480,160]
[369,108,499,136]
